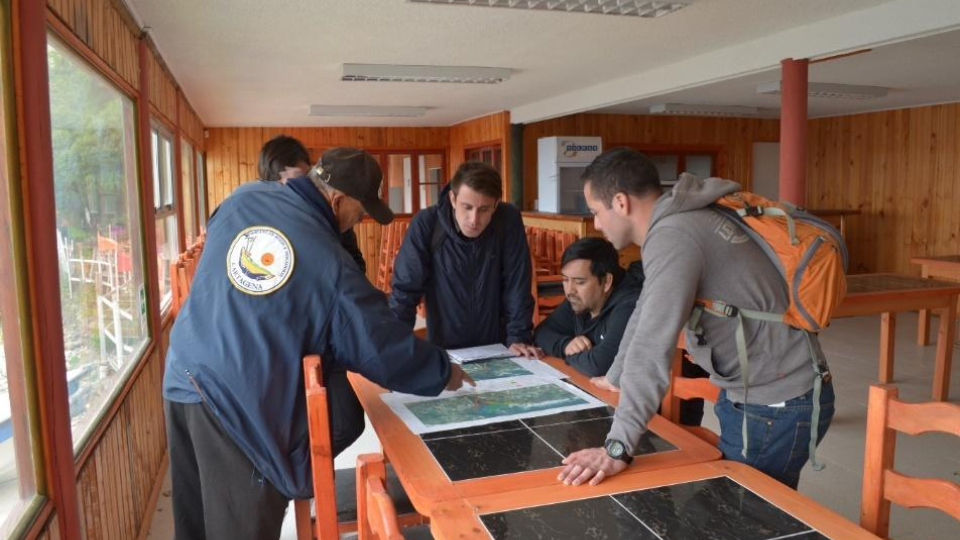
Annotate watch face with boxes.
[606,440,624,457]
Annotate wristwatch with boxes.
[604,439,633,465]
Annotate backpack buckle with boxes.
[722,304,739,317]
[743,205,764,218]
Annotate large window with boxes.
[0,7,38,534]
[152,127,178,310]
[48,38,150,446]
[614,144,719,188]
[181,139,196,245]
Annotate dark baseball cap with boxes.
[312,147,394,225]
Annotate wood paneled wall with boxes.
[205,127,451,210]
[179,93,205,150]
[807,104,960,274]
[522,113,780,210]
[449,111,511,194]
[146,45,178,126]
[74,342,167,540]
[46,0,139,88]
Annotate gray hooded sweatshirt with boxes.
[606,174,827,453]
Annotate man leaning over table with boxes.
[163,147,473,540]
[557,148,835,490]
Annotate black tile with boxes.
[613,477,812,540]
[481,496,658,540]
[420,420,525,441]
[519,406,615,427]
[531,418,676,457]
[424,428,563,481]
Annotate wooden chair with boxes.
[376,219,410,293]
[295,356,424,540]
[860,384,960,538]
[169,261,183,315]
[294,355,340,540]
[660,348,721,446]
[531,254,564,325]
[356,454,432,540]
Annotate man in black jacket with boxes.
[390,162,540,356]
[534,237,642,376]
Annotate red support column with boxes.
[13,0,82,536]
[778,58,808,206]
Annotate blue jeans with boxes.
[715,381,835,489]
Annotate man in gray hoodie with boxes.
[558,148,834,489]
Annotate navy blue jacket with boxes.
[389,185,534,349]
[163,177,451,499]
[534,272,643,377]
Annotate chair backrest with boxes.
[661,348,721,446]
[356,454,404,540]
[860,384,960,538]
[376,219,410,293]
[301,355,340,540]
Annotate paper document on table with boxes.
[460,357,567,382]
[447,343,512,363]
[381,376,606,435]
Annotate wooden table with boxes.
[911,255,960,346]
[428,460,882,540]
[835,273,960,401]
[348,356,721,517]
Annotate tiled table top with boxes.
[421,407,675,482]
[429,461,883,540]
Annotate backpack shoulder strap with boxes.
[430,211,447,253]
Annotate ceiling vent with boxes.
[408,0,690,18]
[648,103,760,117]
[342,64,512,84]
[309,105,428,117]
[757,81,889,100]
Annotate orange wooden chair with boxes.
[531,254,564,325]
[860,384,960,538]
[294,355,340,540]
[356,454,432,540]
[660,347,721,446]
[376,219,410,293]
[295,356,424,540]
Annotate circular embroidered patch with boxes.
[226,226,295,295]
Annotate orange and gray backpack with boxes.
[686,188,848,468]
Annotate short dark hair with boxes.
[450,161,503,200]
[561,237,624,286]
[258,135,310,181]
[581,147,661,207]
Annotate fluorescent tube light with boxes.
[757,81,889,100]
[648,103,760,117]
[309,105,428,117]
[408,0,690,18]
[342,64,512,84]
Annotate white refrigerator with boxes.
[537,136,603,214]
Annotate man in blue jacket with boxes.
[389,162,540,356]
[163,147,472,540]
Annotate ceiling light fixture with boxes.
[757,81,889,100]
[342,64,512,84]
[648,103,760,117]
[407,0,690,18]
[309,105,428,117]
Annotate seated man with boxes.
[534,237,642,377]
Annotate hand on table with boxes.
[509,342,544,359]
[590,376,619,393]
[557,447,628,486]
